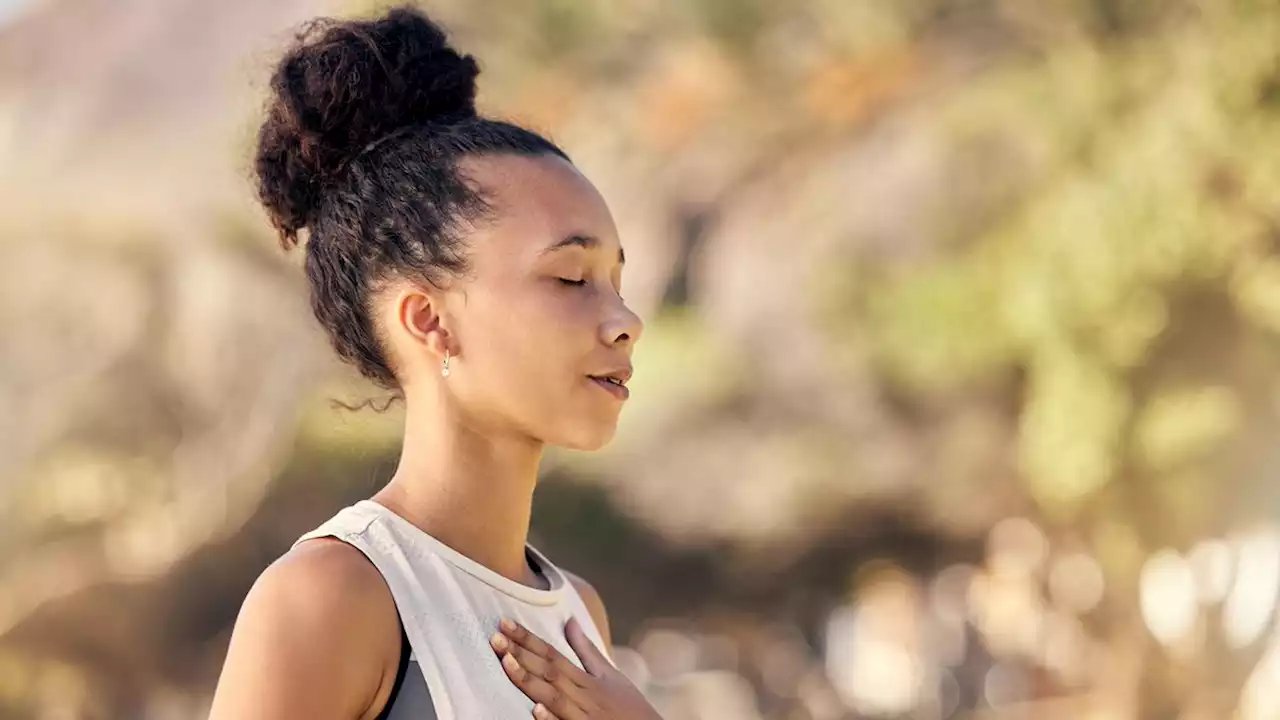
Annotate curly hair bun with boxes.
[255,5,480,245]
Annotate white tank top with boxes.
[292,499,614,720]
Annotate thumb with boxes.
[564,615,611,676]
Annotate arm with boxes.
[207,539,403,720]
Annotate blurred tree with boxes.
[1,0,1278,717]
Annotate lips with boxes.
[588,376,629,397]
[586,366,632,399]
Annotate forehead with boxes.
[459,153,617,254]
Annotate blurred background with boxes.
[2,0,1280,718]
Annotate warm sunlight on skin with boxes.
[209,154,646,720]
[381,153,643,451]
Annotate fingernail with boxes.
[534,704,549,718]
[500,618,517,632]
[503,653,519,670]
[490,633,508,651]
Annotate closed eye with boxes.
[558,278,587,287]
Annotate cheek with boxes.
[455,286,619,445]
[466,285,585,384]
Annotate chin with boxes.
[553,421,619,452]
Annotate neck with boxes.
[374,390,546,589]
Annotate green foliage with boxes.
[854,4,1280,530]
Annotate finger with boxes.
[499,619,556,659]
[499,620,594,686]
[564,616,611,677]
[490,636,594,709]
[499,652,590,720]
[533,703,561,720]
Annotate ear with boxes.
[395,283,452,359]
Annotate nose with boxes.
[601,295,644,348]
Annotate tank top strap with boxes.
[294,503,458,719]
[293,501,614,719]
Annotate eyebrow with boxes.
[542,234,625,265]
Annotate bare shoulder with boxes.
[562,569,613,655]
[208,538,402,720]
[260,538,399,631]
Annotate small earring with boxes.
[441,351,451,378]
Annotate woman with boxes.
[209,6,662,720]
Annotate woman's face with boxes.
[390,153,643,451]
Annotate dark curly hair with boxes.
[254,4,570,391]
